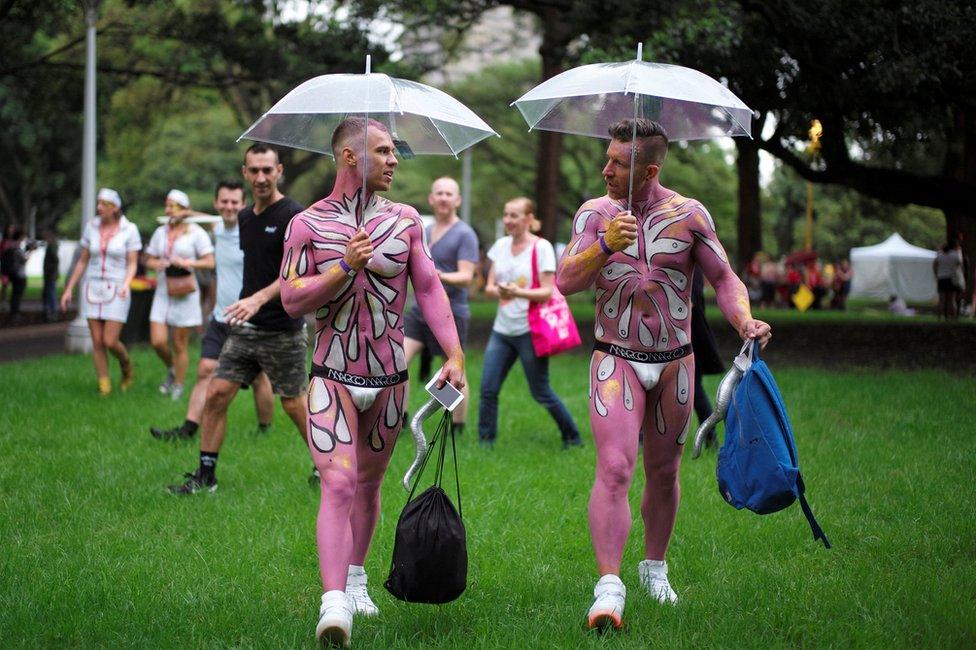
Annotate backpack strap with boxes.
[797,474,831,549]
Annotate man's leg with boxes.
[200,377,241,455]
[251,372,274,429]
[168,376,241,494]
[187,358,217,425]
[281,392,309,445]
[586,351,645,629]
[636,357,693,606]
[639,357,693,559]
[587,351,646,574]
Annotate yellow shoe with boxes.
[98,377,112,396]
[120,357,134,391]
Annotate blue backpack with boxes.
[717,341,831,549]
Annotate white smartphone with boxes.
[425,372,464,412]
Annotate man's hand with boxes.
[739,318,772,348]
[604,211,638,252]
[224,294,265,326]
[436,354,466,390]
[344,228,373,271]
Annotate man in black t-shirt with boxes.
[169,143,310,494]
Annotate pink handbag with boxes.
[528,241,582,357]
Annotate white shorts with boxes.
[150,283,202,328]
[81,278,131,323]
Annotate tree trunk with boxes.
[943,105,976,298]
[735,135,762,272]
[533,9,570,243]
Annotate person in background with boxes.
[934,241,964,320]
[60,188,141,394]
[0,224,16,310]
[807,261,826,310]
[690,267,725,448]
[830,258,853,310]
[759,257,780,309]
[479,196,583,449]
[1,228,29,322]
[149,181,274,440]
[42,227,60,322]
[145,189,215,400]
[402,176,479,437]
[166,144,310,495]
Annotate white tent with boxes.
[849,233,937,302]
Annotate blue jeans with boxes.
[42,278,58,318]
[477,331,581,443]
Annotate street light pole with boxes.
[67,0,100,353]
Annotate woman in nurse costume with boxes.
[145,189,215,400]
[61,188,142,395]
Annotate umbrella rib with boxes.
[427,118,459,158]
[722,106,753,139]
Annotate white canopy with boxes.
[849,233,936,302]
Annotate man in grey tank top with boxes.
[403,177,480,435]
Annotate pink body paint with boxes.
[281,180,461,591]
[557,187,751,573]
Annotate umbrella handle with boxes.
[402,398,439,491]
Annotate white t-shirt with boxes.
[487,236,556,336]
[212,220,244,323]
[146,222,214,267]
[80,215,142,283]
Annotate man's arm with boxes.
[438,260,475,287]
[278,216,368,318]
[690,207,771,345]
[225,276,280,325]
[408,216,464,389]
[556,203,637,296]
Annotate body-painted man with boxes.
[556,119,771,630]
[279,117,465,648]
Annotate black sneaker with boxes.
[562,436,584,450]
[150,425,195,441]
[168,470,217,495]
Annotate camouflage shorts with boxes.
[215,324,308,397]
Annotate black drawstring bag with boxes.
[385,410,466,604]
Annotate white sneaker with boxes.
[159,368,175,395]
[345,565,379,617]
[586,574,626,630]
[638,559,678,604]
[170,384,184,401]
[316,590,352,648]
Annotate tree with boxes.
[735,0,976,290]
[2,0,389,232]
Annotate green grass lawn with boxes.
[0,347,973,647]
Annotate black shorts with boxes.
[937,278,960,293]
[403,306,468,357]
[215,325,308,397]
[200,317,231,360]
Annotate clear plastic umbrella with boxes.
[239,56,497,159]
[512,44,753,206]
